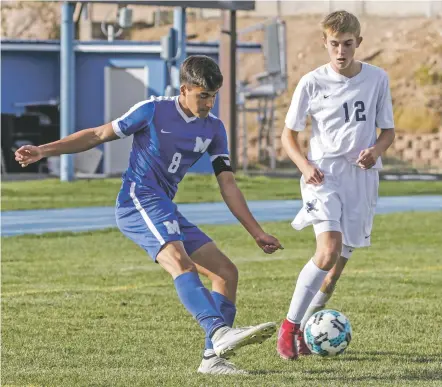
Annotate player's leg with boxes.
[156,241,230,337]
[179,215,239,331]
[297,251,350,355]
[278,226,342,360]
[306,164,379,329]
[278,159,347,360]
[189,242,247,374]
[190,242,238,327]
[297,165,378,356]
[177,215,275,368]
[300,248,352,332]
[116,183,228,344]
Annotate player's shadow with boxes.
[305,372,442,383]
[302,351,442,382]
[328,350,442,364]
[244,351,442,378]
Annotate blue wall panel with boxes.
[1,51,59,115]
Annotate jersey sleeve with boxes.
[111,100,155,138]
[207,121,229,162]
[285,75,311,131]
[375,72,395,129]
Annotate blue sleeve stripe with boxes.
[112,98,155,137]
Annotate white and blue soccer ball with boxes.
[304,309,352,356]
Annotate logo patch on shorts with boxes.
[305,199,319,213]
[163,220,180,235]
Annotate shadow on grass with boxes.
[241,350,442,378]
[329,350,442,364]
[301,350,442,382]
[304,372,442,382]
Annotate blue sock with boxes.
[174,272,225,337]
[205,291,237,350]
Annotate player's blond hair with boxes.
[321,10,361,38]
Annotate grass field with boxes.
[2,175,442,211]
[2,212,442,386]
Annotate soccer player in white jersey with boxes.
[276,11,395,360]
[15,55,283,374]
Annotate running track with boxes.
[2,195,441,237]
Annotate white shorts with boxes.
[292,157,379,248]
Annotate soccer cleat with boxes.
[297,329,312,356]
[277,319,298,360]
[211,322,276,359]
[197,354,248,375]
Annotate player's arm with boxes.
[15,123,118,168]
[282,76,324,184]
[215,168,283,254]
[356,128,395,170]
[16,100,153,168]
[281,127,324,185]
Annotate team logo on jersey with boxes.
[193,137,212,153]
[163,220,180,235]
[305,199,318,213]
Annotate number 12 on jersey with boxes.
[343,101,366,123]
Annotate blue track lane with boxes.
[2,196,441,237]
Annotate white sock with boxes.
[287,259,328,324]
[300,290,331,331]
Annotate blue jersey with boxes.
[112,96,229,198]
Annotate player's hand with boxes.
[302,163,324,185]
[254,232,284,254]
[356,147,380,169]
[15,145,43,168]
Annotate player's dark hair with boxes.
[180,55,223,91]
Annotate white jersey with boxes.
[285,62,394,168]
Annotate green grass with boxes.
[2,174,442,211]
[2,212,442,386]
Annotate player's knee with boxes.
[213,261,238,286]
[224,261,239,283]
[158,248,196,277]
[314,248,340,271]
[172,252,196,273]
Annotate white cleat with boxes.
[197,355,248,375]
[212,322,277,359]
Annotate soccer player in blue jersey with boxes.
[16,55,283,375]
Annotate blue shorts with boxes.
[115,181,212,261]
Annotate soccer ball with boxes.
[304,309,352,356]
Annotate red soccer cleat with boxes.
[297,329,312,356]
[277,319,298,360]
